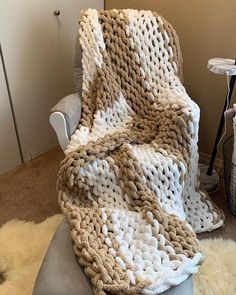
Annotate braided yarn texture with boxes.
[58,9,224,295]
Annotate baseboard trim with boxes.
[199,152,224,177]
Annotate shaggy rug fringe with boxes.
[0,216,235,295]
[194,238,236,295]
[0,215,63,295]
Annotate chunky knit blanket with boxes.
[58,9,224,295]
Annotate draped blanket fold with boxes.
[58,9,224,295]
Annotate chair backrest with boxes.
[74,10,183,95]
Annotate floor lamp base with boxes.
[199,163,220,192]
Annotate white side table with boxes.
[200,58,236,191]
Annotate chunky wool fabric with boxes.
[57,9,224,295]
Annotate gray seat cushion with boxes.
[33,218,193,295]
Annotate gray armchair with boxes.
[49,34,82,152]
[49,92,82,151]
[33,35,194,295]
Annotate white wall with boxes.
[0,0,104,163]
[0,47,22,174]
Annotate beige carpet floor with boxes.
[0,146,235,240]
[0,147,63,227]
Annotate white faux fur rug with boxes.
[0,215,235,295]
[0,215,63,295]
[195,239,236,295]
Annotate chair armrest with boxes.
[51,93,82,136]
[49,93,82,151]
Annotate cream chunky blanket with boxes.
[58,9,224,295]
